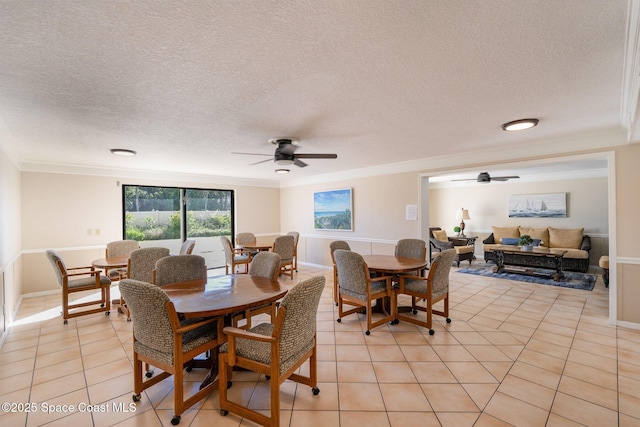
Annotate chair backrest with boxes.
[220,236,234,262]
[119,279,175,354]
[287,231,299,246]
[329,240,351,263]
[179,239,196,255]
[276,276,325,361]
[106,240,140,257]
[46,250,66,286]
[249,252,282,281]
[236,232,256,246]
[128,247,171,283]
[395,238,426,260]
[272,235,295,262]
[333,249,368,296]
[427,249,456,295]
[154,254,207,286]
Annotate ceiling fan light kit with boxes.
[501,118,539,131]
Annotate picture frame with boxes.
[508,192,567,218]
[314,188,353,230]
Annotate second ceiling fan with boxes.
[452,172,520,183]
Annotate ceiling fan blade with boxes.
[248,158,274,166]
[293,153,338,159]
[450,178,477,182]
[491,175,520,181]
[294,159,308,167]
[231,151,272,156]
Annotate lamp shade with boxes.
[455,208,470,221]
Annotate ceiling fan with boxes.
[452,172,520,183]
[232,137,337,168]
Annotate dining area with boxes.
[45,234,316,426]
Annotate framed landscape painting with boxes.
[508,192,567,218]
[314,188,353,230]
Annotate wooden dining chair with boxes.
[271,235,295,279]
[219,276,325,427]
[179,239,196,255]
[393,249,456,335]
[153,254,207,287]
[122,247,171,321]
[105,239,139,280]
[333,249,394,335]
[395,238,427,276]
[220,236,250,274]
[46,250,112,324]
[119,279,219,426]
[329,240,351,305]
[232,251,282,330]
[287,231,300,271]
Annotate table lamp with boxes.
[456,208,470,237]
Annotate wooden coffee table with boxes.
[491,245,567,281]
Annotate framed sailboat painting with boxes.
[508,193,567,218]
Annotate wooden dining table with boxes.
[361,254,429,316]
[92,256,129,311]
[162,274,288,388]
[237,242,274,253]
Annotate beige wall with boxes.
[615,143,640,324]
[0,149,22,328]
[19,172,281,295]
[280,173,420,266]
[429,175,609,264]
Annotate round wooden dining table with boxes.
[361,254,428,275]
[161,274,288,389]
[92,256,129,310]
[162,274,288,319]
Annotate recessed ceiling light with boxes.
[501,118,539,131]
[110,148,137,156]
[275,168,290,174]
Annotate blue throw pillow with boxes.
[501,237,520,245]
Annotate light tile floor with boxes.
[1,264,639,426]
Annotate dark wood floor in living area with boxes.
[1,263,638,426]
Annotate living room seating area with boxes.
[483,226,591,273]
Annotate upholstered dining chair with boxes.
[393,248,456,335]
[178,239,196,255]
[429,227,473,267]
[221,236,250,274]
[232,251,282,330]
[119,279,218,426]
[122,247,171,320]
[286,231,300,271]
[329,240,351,305]
[219,276,325,427]
[105,239,139,280]
[153,254,207,287]
[46,250,111,324]
[271,235,295,278]
[395,238,427,276]
[333,249,394,335]
[236,232,258,257]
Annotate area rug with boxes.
[456,263,596,291]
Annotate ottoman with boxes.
[599,256,609,287]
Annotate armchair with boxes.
[119,279,218,426]
[105,239,139,280]
[221,236,250,274]
[153,254,207,287]
[429,227,473,267]
[334,249,395,335]
[394,249,456,335]
[219,276,325,427]
[46,250,111,325]
[329,240,351,305]
[272,235,295,279]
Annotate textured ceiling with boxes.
[0,1,633,185]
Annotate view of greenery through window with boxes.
[123,186,233,241]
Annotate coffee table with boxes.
[491,245,567,281]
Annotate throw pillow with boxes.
[500,237,520,245]
[519,227,549,247]
[548,227,584,249]
[492,226,520,244]
[432,229,448,242]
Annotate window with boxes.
[122,185,234,268]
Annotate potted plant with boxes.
[518,234,534,251]
[453,226,461,236]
